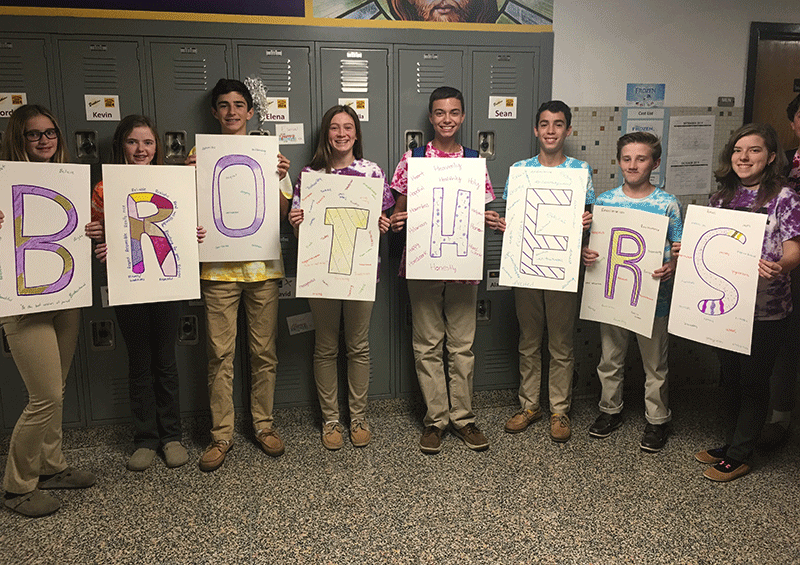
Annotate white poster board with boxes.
[668,205,765,354]
[102,165,200,306]
[406,157,486,280]
[500,166,587,292]
[295,172,383,301]
[579,205,668,338]
[196,134,281,262]
[0,161,91,316]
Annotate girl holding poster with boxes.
[1,105,95,517]
[696,123,800,482]
[288,105,392,450]
[86,115,204,472]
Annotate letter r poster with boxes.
[668,205,765,355]
[579,205,668,338]
[196,134,281,262]
[0,161,92,317]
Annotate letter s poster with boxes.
[196,134,281,262]
[668,205,765,354]
[0,161,91,316]
[579,205,667,338]
[102,165,200,306]
[295,172,383,301]
[405,157,486,280]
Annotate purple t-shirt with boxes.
[712,185,800,320]
[292,159,394,211]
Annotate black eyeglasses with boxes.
[24,128,59,142]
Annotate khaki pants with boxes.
[308,298,373,422]
[2,309,80,494]
[202,279,279,442]
[407,280,477,429]
[515,287,576,415]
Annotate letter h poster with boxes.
[668,205,765,354]
[295,172,383,301]
[405,157,486,280]
[196,134,281,262]
[500,166,587,292]
[579,205,668,338]
[0,161,92,316]
[102,164,200,306]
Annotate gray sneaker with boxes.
[38,467,96,489]
[163,442,189,468]
[127,448,156,471]
[4,489,60,517]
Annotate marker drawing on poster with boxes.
[0,161,91,316]
[500,166,587,292]
[196,134,281,262]
[295,172,383,301]
[668,205,765,354]
[406,157,486,280]
[579,205,668,338]
[102,165,200,306]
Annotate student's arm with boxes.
[760,236,800,280]
[654,200,683,280]
[653,243,678,281]
[390,194,407,232]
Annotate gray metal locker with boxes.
[0,36,53,135]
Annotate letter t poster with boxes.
[579,205,668,338]
[406,157,486,280]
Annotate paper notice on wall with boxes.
[339,98,369,122]
[276,123,304,145]
[666,115,715,195]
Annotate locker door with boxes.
[0,37,53,137]
[319,46,394,399]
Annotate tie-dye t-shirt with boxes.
[711,185,800,321]
[788,149,800,193]
[594,185,683,318]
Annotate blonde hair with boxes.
[0,104,69,163]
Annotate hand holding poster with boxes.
[406,157,486,280]
[500,166,587,292]
[668,205,766,354]
[102,164,200,306]
[0,161,91,316]
[196,134,281,262]
[295,172,383,301]
[579,205,668,338]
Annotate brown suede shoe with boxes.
[703,459,750,482]
[256,428,285,457]
[350,419,371,447]
[550,413,571,443]
[504,407,543,433]
[198,439,232,472]
[419,426,444,454]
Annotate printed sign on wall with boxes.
[84,94,121,121]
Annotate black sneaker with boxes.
[588,413,623,438]
[640,423,668,452]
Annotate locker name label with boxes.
[84,94,121,121]
[339,98,369,122]
[287,311,315,335]
[265,98,289,122]
[0,93,27,116]
[486,270,511,291]
[488,96,517,119]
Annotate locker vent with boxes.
[490,64,518,95]
[172,58,209,91]
[416,61,446,94]
[484,235,503,269]
[258,59,292,93]
[481,348,513,377]
[340,59,368,93]
[0,53,23,88]
[83,56,119,89]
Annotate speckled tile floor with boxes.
[1,389,799,565]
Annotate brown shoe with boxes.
[695,446,727,464]
[256,428,285,457]
[322,422,344,451]
[198,439,232,472]
[550,413,571,443]
[419,425,444,454]
[452,423,490,451]
[350,419,371,447]
[504,407,543,433]
[703,459,750,482]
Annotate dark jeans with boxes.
[770,274,800,413]
[115,301,181,449]
[716,317,788,462]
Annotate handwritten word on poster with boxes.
[102,165,200,306]
[196,134,281,262]
[668,205,765,354]
[0,161,91,316]
[579,206,668,338]
[295,172,383,301]
[406,158,486,280]
[500,166,587,292]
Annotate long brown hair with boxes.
[308,105,363,173]
[0,104,69,163]
[711,123,788,210]
[111,115,163,165]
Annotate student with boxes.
[288,105,392,450]
[389,86,504,454]
[85,115,205,471]
[502,100,595,443]
[187,79,292,472]
[582,132,681,453]
[1,105,95,517]
[695,123,800,482]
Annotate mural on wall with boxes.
[7,1,305,17]
[314,0,552,24]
